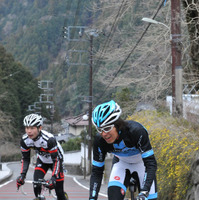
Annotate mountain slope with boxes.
[0,0,194,117]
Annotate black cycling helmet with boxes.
[23,113,43,127]
[92,100,122,128]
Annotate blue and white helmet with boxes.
[23,113,43,127]
[92,100,122,128]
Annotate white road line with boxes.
[0,179,13,188]
[73,177,108,198]
[73,177,89,190]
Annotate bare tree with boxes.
[182,0,199,71]
[87,0,199,105]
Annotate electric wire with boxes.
[94,0,167,104]
[60,0,72,47]
[67,0,82,50]
[93,0,129,78]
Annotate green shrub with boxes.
[61,137,81,152]
[127,110,199,200]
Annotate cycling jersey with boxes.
[20,130,64,178]
[89,120,157,200]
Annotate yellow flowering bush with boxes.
[127,110,199,200]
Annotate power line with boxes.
[94,0,166,104]
[62,0,82,47]
[59,0,73,50]
[73,0,82,27]
[63,0,72,28]
[93,0,128,78]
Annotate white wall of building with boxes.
[166,95,199,123]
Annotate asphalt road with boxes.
[0,162,107,200]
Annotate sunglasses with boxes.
[96,125,114,133]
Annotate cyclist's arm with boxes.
[89,165,104,200]
[20,138,31,177]
[89,135,107,200]
[134,126,157,192]
[142,154,157,191]
[48,137,61,178]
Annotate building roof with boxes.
[65,113,89,126]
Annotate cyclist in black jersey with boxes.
[89,100,157,200]
[16,113,67,200]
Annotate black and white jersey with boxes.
[20,130,64,177]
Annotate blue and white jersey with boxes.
[90,120,157,199]
[92,121,155,165]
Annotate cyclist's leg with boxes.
[52,161,67,200]
[55,180,68,200]
[108,156,131,200]
[33,158,48,197]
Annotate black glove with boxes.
[16,175,25,189]
[46,176,56,190]
[136,191,148,200]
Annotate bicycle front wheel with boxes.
[64,191,69,200]
[33,197,46,200]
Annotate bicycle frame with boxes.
[33,179,57,199]
[33,179,69,200]
[129,177,138,200]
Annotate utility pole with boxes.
[63,26,99,174]
[85,29,98,174]
[88,34,93,175]
[171,0,183,116]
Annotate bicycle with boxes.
[129,177,138,200]
[33,179,57,200]
[17,179,69,200]
[125,174,139,200]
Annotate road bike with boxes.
[33,179,56,200]
[18,179,69,200]
[125,175,139,200]
[33,179,69,200]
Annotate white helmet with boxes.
[23,113,43,127]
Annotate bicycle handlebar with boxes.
[17,179,57,199]
[17,185,27,196]
[33,179,50,187]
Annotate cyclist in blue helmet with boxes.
[89,100,157,200]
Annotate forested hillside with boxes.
[0,0,198,117]
[0,0,95,116]
[0,0,90,76]
[0,45,40,140]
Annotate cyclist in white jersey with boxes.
[89,100,157,200]
[16,113,67,200]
